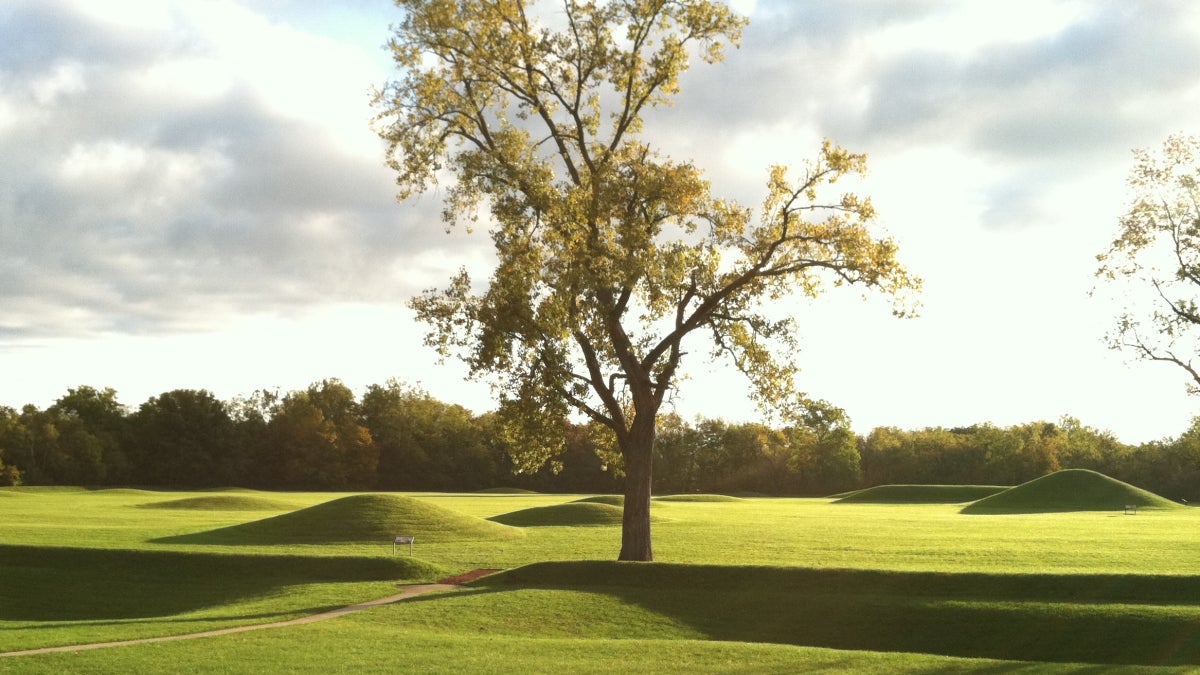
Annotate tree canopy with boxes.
[1098,134,1200,391]
[374,0,919,560]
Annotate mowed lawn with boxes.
[3,486,1200,672]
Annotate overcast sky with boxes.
[2,0,1199,443]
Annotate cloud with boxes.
[0,0,486,341]
[656,0,1200,224]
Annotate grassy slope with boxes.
[835,484,1009,504]
[0,543,445,651]
[155,493,524,545]
[964,469,1183,513]
[9,628,1175,674]
[4,487,1200,671]
[469,562,1200,665]
[490,502,629,526]
[139,495,299,510]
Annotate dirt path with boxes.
[0,579,471,658]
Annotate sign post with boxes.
[393,535,415,555]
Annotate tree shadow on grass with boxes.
[0,544,420,622]
[476,562,1200,667]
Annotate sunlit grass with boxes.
[4,486,1200,671]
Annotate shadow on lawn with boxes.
[0,544,420,622]
[477,562,1200,667]
[0,609,304,633]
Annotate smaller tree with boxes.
[262,381,377,490]
[1097,134,1200,390]
[0,407,22,486]
[129,390,239,487]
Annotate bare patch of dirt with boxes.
[438,568,502,585]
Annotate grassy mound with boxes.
[835,485,1009,504]
[490,501,669,527]
[139,495,298,511]
[86,488,159,495]
[475,487,538,494]
[654,494,744,502]
[0,543,444,621]
[460,561,1200,666]
[156,494,524,545]
[962,469,1181,514]
[0,485,88,493]
[573,495,624,506]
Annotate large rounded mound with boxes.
[140,495,298,511]
[962,469,1181,514]
[653,494,744,503]
[491,501,668,527]
[157,494,524,544]
[835,485,1008,504]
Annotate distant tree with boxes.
[0,406,23,486]
[34,386,130,485]
[653,413,703,494]
[784,416,861,496]
[362,380,499,490]
[1097,134,1200,391]
[130,389,239,487]
[376,0,919,560]
[1055,415,1130,476]
[262,381,377,490]
[1124,418,1200,502]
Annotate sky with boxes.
[2,0,1199,444]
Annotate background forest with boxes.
[1,379,1197,501]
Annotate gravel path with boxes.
[0,581,465,658]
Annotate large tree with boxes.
[1098,134,1200,391]
[375,0,918,560]
[129,389,239,487]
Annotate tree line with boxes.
[0,380,1196,500]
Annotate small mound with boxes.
[835,485,1009,504]
[490,502,667,527]
[475,487,537,494]
[198,488,272,494]
[87,488,158,495]
[140,496,298,511]
[653,494,744,502]
[962,469,1181,514]
[573,495,624,506]
[155,494,524,545]
[2,486,87,493]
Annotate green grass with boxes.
[0,543,444,651]
[153,493,525,545]
[489,501,670,527]
[835,484,1009,504]
[4,483,1200,671]
[7,629,1155,674]
[571,494,624,506]
[468,561,1200,664]
[963,469,1183,513]
[138,495,299,511]
[653,493,744,502]
[475,487,538,494]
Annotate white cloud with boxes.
[2,0,1199,443]
[31,60,87,105]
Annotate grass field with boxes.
[2,477,1200,672]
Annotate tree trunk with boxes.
[618,423,655,561]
